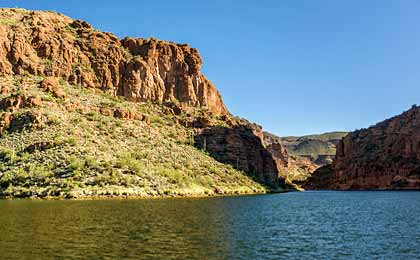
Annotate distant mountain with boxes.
[265,131,348,166]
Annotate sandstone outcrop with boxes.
[0,94,41,111]
[40,77,66,98]
[0,8,227,115]
[0,111,45,133]
[305,105,420,190]
[0,92,44,133]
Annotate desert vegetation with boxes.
[0,75,268,198]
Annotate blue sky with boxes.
[2,1,419,136]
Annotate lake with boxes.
[0,191,419,260]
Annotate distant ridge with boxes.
[265,131,348,166]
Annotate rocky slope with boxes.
[1,74,274,198]
[305,106,420,190]
[0,8,295,198]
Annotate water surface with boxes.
[1,191,419,259]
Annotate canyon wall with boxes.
[305,105,420,190]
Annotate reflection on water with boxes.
[1,192,420,260]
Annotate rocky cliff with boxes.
[0,8,227,115]
[0,8,294,198]
[195,120,285,188]
[263,133,318,183]
[193,117,320,188]
[305,105,420,190]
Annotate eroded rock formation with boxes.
[0,8,227,115]
[305,105,420,190]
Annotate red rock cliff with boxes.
[0,9,228,115]
[194,120,287,188]
[305,105,420,190]
[0,8,298,189]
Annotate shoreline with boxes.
[0,189,290,201]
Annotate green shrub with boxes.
[85,156,99,169]
[68,157,85,171]
[86,111,100,121]
[71,117,82,124]
[28,165,53,178]
[0,148,14,162]
[156,166,185,184]
[63,24,76,34]
[150,115,164,125]
[115,152,143,173]
[0,18,17,26]
[47,116,61,125]
[208,166,218,174]
[16,152,30,162]
[194,175,215,187]
[65,137,78,146]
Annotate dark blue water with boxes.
[0,191,419,259]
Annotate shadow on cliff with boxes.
[194,125,285,189]
[300,164,334,190]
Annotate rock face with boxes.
[305,106,420,190]
[194,119,318,188]
[265,142,289,169]
[0,8,227,115]
[264,133,319,182]
[195,121,285,188]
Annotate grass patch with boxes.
[0,18,17,26]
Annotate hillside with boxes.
[276,131,348,165]
[0,8,302,198]
[0,75,276,198]
[305,106,420,190]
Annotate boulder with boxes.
[40,77,66,98]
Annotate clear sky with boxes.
[2,1,419,136]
